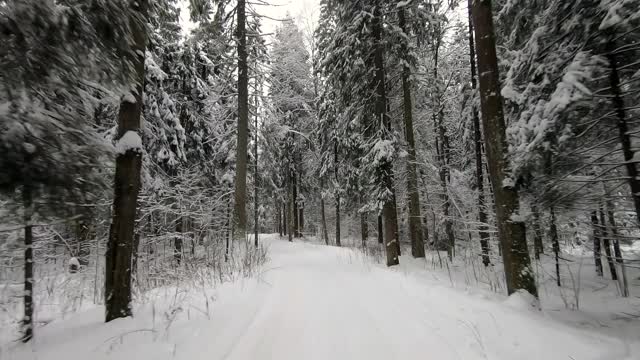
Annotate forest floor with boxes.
[3,234,640,360]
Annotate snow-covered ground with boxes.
[3,234,639,360]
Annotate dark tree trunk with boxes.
[282,201,287,237]
[292,171,299,237]
[377,215,383,244]
[334,142,341,247]
[471,0,537,297]
[360,195,368,249]
[432,24,454,259]
[531,204,544,260]
[373,2,399,266]
[174,216,183,265]
[287,166,293,243]
[225,201,230,262]
[233,0,249,242]
[398,7,425,259]
[550,207,561,287]
[590,210,604,277]
[22,185,34,342]
[606,207,629,296]
[299,207,304,235]
[320,177,330,245]
[277,202,282,237]
[254,93,259,248]
[105,0,148,322]
[468,1,491,266]
[599,207,618,281]
[606,37,640,226]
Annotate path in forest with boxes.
[7,235,633,360]
[193,235,630,360]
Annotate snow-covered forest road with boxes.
[203,236,629,360]
[5,235,635,360]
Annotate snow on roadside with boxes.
[3,234,639,360]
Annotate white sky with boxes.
[179,0,320,40]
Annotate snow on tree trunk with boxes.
[105,0,148,322]
[471,0,537,297]
[373,2,399,267]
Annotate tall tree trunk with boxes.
[467,1,491,266]
[360,194,368,249]
[606,206,629,296]
[293,170,299,237]
[225,200,231,262]
[377,215,383,244]
[599,207,618,281]
[174,216,183,265]
[277,201,282,236]
[320,177,330,245]
[105,0,148,322]
[21,185,33,342]
[254,91,259,248]
[373,2,399,266]
[361,212,368,249]
[334,142,341,247]
[299,207,304,235]
[287,166,293,243]
[606,37,640,225]
[432,25,454,258]
[282,201,287,237]
[398,7,425,259]
[549,207,560,287]
[233,0,249,242]
[471,0,537,297]
[590,210,604,277]
[531,203,544,260]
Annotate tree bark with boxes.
[174,216,183,265]
[398,7,425,259]
[468,0,491,266]
[377,215,383,244]
[105,0,148,322]
[606,206,629,296]
[599,207,618,281]
[299,207,304,235]
[606,37,640,226]
[549,207,560,287]
[373,2,399,266]
[225,200,231,262]
[233,0,249,243]
[21,185,33,342]
[471,0,537,297]
[334,142,341,247]
[360,194,368,249]
[590,210,604,277]
[282,201,287,237]
[277,201,282,236]
[254,91,259,248]
[320,177,330,245]
[292,170,299,237]
[531,203,544,260]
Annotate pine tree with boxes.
[105,0,150,322]
[471,0,537,297]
